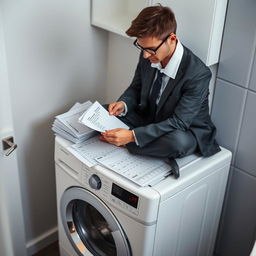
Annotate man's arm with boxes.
[134,70,211,147]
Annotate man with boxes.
[100,5,220,178]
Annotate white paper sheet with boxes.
[68,136,125,167]
[79,101,129,132]
[67,135,172,186]
[95,149,171,186]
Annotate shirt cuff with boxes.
[118,101,128,117]
[132,130,139,146]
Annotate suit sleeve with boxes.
[133,70,211,147]
[118,54,143,112]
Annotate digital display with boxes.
[111,183,139,209]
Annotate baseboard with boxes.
[26,226,58,256]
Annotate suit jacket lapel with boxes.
[156,49,187,115]
[141,66,157,105]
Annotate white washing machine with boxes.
[55,136,232,256]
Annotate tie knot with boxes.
[158,70,164,79]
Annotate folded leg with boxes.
[126,129,198,159]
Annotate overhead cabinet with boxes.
[91,0,150,38]
[91,0,228,66]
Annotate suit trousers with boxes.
[118,112,198,159]
[126,129,197,159]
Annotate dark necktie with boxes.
[149,70,164,114]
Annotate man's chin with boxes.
[149,58,159,63]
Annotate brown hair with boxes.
[126,5,177,39]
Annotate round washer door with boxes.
[60,187,132,256]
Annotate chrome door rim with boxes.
[60,186,132,256]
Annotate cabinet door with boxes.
[91,0,151,38]
[151,0,227,65]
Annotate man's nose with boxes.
[143,50,151,59]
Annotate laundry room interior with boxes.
[1,0,256,256]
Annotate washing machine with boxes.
[55,136,232,256]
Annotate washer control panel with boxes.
[110,195,139,216]
[81,165,139,215]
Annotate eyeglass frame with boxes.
[133,34,171,55]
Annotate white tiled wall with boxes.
[217,0,256,87]
[212,80,247,163]
[212,0,256,255]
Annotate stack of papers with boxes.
[68,136,172,187]
[52,101,97,143]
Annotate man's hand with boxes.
[100,128,135,146]
[108,101,125,116]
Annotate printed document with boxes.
[67,135,172,186]
[68,136,124,167]
[79,101,129,132]
[95,150,171,186]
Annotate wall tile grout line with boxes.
[216,77,256,94]
[231,88,248,166]
[246,31,256,88]
[233,165,256,180]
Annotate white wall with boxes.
[105,32,217,109]
[1,0,108,254]
[105,33,139,103]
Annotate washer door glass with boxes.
[73,199,116,256]
[61,187,131,256]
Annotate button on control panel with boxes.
[110,196,139,216]
[89,174,102,190]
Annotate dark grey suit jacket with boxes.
[118,46,220,157]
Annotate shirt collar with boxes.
[151,39,184,79]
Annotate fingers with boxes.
[108,102,124,116]
[101,131,116,140]
[100,129,132,147]
[102,129,122,138]
[101,135,120,146]
[109,103,120,115]
[101,129,121,146]
[99,135,108,142]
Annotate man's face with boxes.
[137,34,177,64]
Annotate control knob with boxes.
[89,174,102,190]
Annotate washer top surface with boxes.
[55,136,231,202]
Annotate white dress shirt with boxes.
[151,39,184,104]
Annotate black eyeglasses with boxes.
[133,35,170,55]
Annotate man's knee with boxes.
[125,130,197,159]
[171,130,190,148]
[165,130,197,157]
